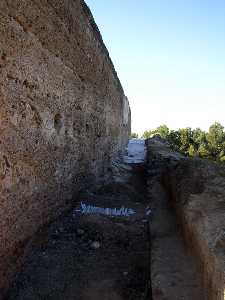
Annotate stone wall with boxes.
[0,0,130,295]
[146,138,225,300]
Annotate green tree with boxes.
[218,142,225,162]
[206,122,225,159]
[131,132,139,138]
[142,125,169,139]
[142,130,153,139]
[198,143,211,158]
[167,130,181,152]
[142,123,225,163]
[188,144,198,157]
[155,125,170,138]
[178,128,193,155]
[192,128,207,148]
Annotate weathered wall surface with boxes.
[146,138,225,300]
[0,0,130,295]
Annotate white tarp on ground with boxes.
[74,202,136,217]
[123,139,146,164]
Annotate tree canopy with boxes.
[130,132,139,138]
[142,122,225,163]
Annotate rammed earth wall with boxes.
[0,0,131,296]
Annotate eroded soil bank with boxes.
[146,137,225,300]
[146,140,204,300]
[6,141,151,300]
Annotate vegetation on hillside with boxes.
[130,132,139,138]
[142,123,225,163]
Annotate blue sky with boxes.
[86,0,225,135]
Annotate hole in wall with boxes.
[3,155,10,168]
[1,52,6,60]
[75,105,82,111]
[73,122,81,136]
[54,113,63,134]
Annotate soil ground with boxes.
[6,139,206,299]
[6,141,151,300]
[147,147,204,300]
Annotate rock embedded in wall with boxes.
[0,0,130,296]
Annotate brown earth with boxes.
[0,0,130,295]
[147,163,204,300]
[6,162,151,300]
[146,137,225,300]
[4,136,225,300]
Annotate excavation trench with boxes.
[6,140,152,300]
[147,138,208,300]
[147,151,204,300]
[6,139,207,300]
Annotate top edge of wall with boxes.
[81,0,125,97]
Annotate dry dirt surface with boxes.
[148,178,204,300]
[6,162,151,300]
[146,137,205,300]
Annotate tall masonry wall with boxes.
[0,0,131,295]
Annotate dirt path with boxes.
[6,138,206,300]
[7,140,151,300]
[147,147,204,300]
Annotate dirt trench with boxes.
[5,139,206,300]
[6,141,151,300]
[147,142,205,300]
